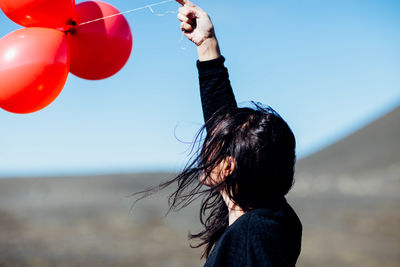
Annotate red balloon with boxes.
[0,28,70,114]
[69,1,133,80]
[0,0,75,29]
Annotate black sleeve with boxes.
[197,56,237,124]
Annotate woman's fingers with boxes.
[181,22,193,32]
[178,6,196,32]
[178,6,196,19]
[177,12,194,25]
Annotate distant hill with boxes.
[293,105,400,197]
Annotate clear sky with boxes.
[0,0,399,177]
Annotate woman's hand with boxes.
[177,0,221,61]
[177,0,213,46]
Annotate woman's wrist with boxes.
[197,37,221,62]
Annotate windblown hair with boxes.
[134,102,296,258]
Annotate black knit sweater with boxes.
[197,57,302,267]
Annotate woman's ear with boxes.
[201,157,236,187]
[222,156,236,178]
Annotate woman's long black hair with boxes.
[133,102,296,258]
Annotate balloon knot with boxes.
[58,19,77,34]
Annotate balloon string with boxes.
[78,0,174,26]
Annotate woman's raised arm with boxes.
[177,0,237,124]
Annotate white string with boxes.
[79,0,174,26]
[155,10,176,17]
[149,8,176,16]
[147,5,176,16]
[180,32,189,50]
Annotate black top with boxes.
[196,57,302,267]
[197,56,237,123]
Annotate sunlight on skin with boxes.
[201,157,245,226]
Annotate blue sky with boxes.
[0,0,399,177]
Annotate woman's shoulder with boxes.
[205,198,302,267]
[230,198,302,235]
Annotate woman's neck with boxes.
[221,191,245,226]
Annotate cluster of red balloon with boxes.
[0,0,132,114]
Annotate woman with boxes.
[137,1,302,266]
